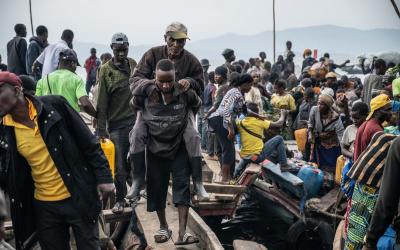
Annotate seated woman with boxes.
[234,102,288,177]
[308,94,344,173]
[208,74,253,183]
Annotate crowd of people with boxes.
[0,21,400,250]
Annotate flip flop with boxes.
[174,233,199,246]
[111,201,125,214]
[154,228,172,243]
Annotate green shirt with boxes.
[36,69,87,111]
[96,58,137,136]
[393,78,400,98]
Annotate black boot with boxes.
[190,157,209,201]
[126,151,146,201]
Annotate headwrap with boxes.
[321,87,334,98]
[319,94,334,108]
[366,94,392,120]
[0,72,22,87]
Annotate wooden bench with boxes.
[261,160,304,199]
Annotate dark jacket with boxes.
[130,45,204,98]
[6,37,27,75]
[26,36,47,78]
[96,58,137,136]
[0,95,113,249]
[133,83,201,159]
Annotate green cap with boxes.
[165,22,190,40]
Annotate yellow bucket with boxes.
[100,139,115,178]
[294,128,308,152]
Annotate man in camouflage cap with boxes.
[128,22,208,245]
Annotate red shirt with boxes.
[353,119,383,161]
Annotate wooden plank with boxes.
[166,190,225,250]
[199,182,246,195]
[202,153,220,176]
[317,186,340,212]
[212,193,234,201]
[187,207,225,250]
[233,240,268,250]
[135,199,178,250]
[103,207,132,223]
[202,160,214,183]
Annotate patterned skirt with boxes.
[344,182,379,250]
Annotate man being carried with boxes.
[132,59,200,245]
[234,102,289,177]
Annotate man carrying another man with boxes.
[128,22,208,202]
[132,59,200,245]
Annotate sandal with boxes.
[111,201,125,214]
[154,228,172,243]
[174,233,199,246]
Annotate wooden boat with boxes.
[101,154,259,249]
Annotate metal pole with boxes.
[273,0,276,63]
[29,0,34,36]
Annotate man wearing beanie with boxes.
[221,48,236,73]
[0,72,114,249]
[96,33,137,214]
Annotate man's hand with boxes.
[97,183,115,200]
[178,79,191,92]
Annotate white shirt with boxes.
[36,40,69,77]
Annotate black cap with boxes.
[59,49,78,63]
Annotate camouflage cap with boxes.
[165,22,190,40]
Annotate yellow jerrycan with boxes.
[100,139,115,178]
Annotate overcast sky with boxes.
[1,0,399,47]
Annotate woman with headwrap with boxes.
[308,93,344,173]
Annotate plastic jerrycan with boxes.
[100,138,115,178]
[297,165,324,199]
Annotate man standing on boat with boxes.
[132,59,200,246]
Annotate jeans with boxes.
[257,135,287,165]
[110,126,132,202]
[34,198,99,250]
[86,78,96,94]
[234,135,287,177]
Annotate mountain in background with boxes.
[1,25,399,70]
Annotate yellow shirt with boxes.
[3,99,71,201]
[271,93,296,111]
[236,117,271,157]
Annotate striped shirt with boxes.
[347,133,398,188]
[209,87,244,129]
